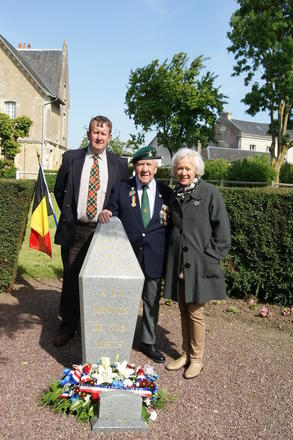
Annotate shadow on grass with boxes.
[0,277,179,367]
[17,265,63,279]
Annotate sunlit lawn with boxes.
[17,195,63,279]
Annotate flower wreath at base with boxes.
[42,357,174,423]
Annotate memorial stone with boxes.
[79,217,145,364]
[91,391,148,432]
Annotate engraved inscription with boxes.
[93,306,129,315]
[93,340,123,349]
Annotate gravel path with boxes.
[0,278,292,440]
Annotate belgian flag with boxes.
[29,165,57,257]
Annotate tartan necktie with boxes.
[87,156,100,219]
[141,185,151,228]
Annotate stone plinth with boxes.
[79,217,145,364]
[91,391,148,432]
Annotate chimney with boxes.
[18,43,22,48]
[23,42,26,48]
[222,112,232,121]
[27,43,31,48]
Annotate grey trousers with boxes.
[141,277,162,345]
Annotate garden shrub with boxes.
[227,155,276,183]
[44,170,57,193]
[0,179,35,293]
[203,159,230,181]
[280,162,293,184]
[220,187,293,305]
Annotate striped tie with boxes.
[87,156,100,219]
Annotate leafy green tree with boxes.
[107,134,126,155]
[0,113,32,177]
[80,133,88,149]
[204,159,230,181]
[125,52,226,157]
[227,0,293,184]
[0,113,32,159]
[280,162,293,183]
[228,155,276,183]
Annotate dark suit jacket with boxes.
[54,147,128,246]
[106,177,172,278]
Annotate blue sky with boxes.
[1,0,268,148]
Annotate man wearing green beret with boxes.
[99,146,172,362]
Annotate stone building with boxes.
[0,34,69,178]
[149,111,293,166]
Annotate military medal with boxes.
[159,204,168,225]
[129,188,136,207]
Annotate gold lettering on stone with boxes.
[94,306,129,315]
[111,290,126,298]
[97,290,106,297]
[108,324,127,333]
[92,324,103,332]
[93,340,123,349]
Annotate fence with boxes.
[15,171,293,188]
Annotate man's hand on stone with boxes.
[98,209,113,223]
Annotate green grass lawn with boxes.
[17,195,63,279]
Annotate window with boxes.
[250,144,256,151]
[5,101,16,119]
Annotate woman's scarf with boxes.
[174,176,201,201]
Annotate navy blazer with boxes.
[54,147,129,246]
[106,177,172,278]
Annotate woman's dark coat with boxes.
[164,180,231,304]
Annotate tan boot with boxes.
[166,354,188,371]
[184,359,203,379]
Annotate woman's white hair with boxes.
[171,148,205,177]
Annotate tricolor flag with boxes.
[29,164,57,257]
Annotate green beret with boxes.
[131,146,161,163]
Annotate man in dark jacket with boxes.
[54,115,128,346]
[99,146,172,362]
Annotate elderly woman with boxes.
[164,148,231,379]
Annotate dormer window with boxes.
[5,101,16,119]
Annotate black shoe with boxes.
[54,330,76,347]
[141,343,165,363]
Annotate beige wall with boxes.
[238,135,271,153]
[0,44,68,178]
[287,147,293,164]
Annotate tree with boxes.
[80,132,88,149]
[227,0,293,184]
[125,52,226,157]
[0,113,32,177]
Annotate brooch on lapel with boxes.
[159,204,169,225]
[129,188,136,207]
[194,200,200,206]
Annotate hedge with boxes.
[280,162,293,184]
[0,179,35,292]
[44,170,57,193]
[220,187,293,305]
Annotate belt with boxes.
[77,221,97,228]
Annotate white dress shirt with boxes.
[77,147,108,222]
[136,176,157,218]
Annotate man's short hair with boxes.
[88,116,112,133]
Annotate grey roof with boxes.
[18,49,62,98]
[203,146,270,162]
[231,119,270,137]
[0,34,63,101]
[231,118,293,139]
